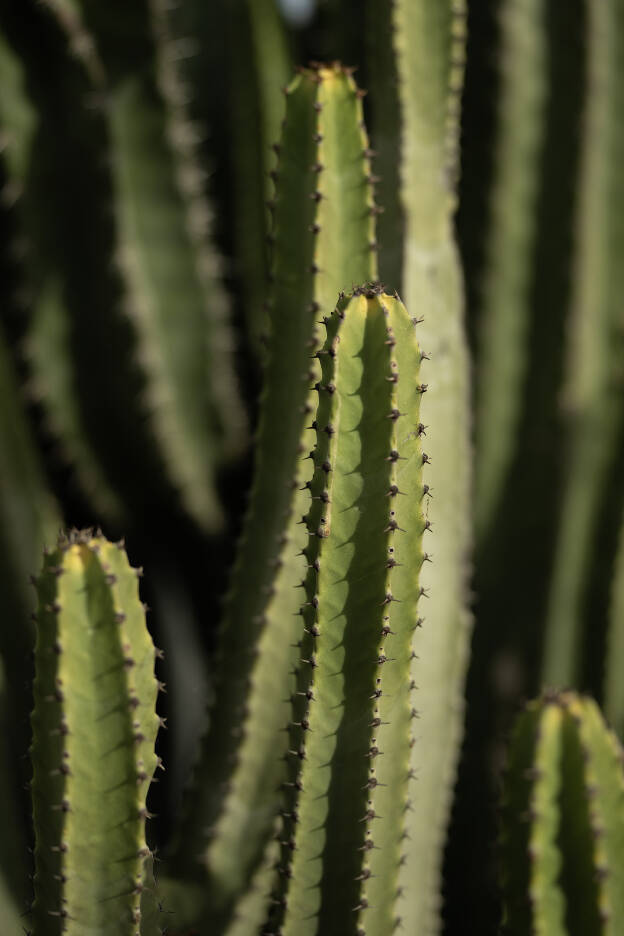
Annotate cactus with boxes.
[542,0,624,688]
[167,63,378,923]
[268,286,427,936]
[500,691,624,934]
[474,0,548,545]
[392,2,472,931]
[30,530,162,935]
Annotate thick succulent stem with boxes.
[270,287,426,936]
[474,0,548,545]
[392,2,472,931]
[167,64,378,926]
[542,0,624,687]
[30,531,161,935]
[500,692,624,935]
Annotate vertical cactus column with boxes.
[542,0,624,688]
[500,692,624,934]
[30,532,162,935]
[392,2,472,931]
[168,64,378,926]
[474,0,548,545]
[269,287,427,936]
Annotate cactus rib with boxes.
[30,532,161,935]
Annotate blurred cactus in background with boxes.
[0,1,623,934]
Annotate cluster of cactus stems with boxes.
[166,63,379,921]
[2,1,624,935]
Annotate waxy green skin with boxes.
[392,2,471,932]
[166,65,378,928]
[501,693,624,936]
[30,533,161,936]
[271,289,426,936]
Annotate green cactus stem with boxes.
[474,0,548,546]
[30,531,162,935]
[269,286,426,936]
[542,0,624,688]
[500,692,624,935]
[168,63,378,925]
[392,2,472,931]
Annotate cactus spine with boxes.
[30,532,161,935]
[269,287,426,936]
[501,692,624,935]
[392,2,471,931]
[542,0,624,687]
[167,65,378,922]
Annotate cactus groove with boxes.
[269,286,427,936]
[168,63,378,922]
[30,531,161,935]
[501,692,624,935]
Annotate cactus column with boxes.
[501,692,624,935]
[30,532,161,935]
[270,287,427,936]
[392,2,472,932]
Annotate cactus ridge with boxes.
[501,692,624,936]
[30,531,161,935]
[269,288,426,936]
[170,63,378,918]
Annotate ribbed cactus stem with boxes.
[30,531,162,935]
[169,64,378,924]
[501,692,624,935]
[271,287,426,936]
